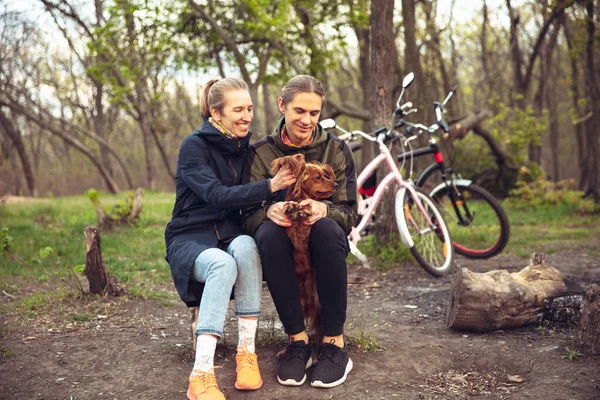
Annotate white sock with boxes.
[192,335,217,375]
[238,317,258,353]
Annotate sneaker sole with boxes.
[310,357,353,388]
[276,356,314,386]
[235,378,263,390]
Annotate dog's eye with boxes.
[316,174,322,180]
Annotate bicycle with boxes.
[321,73,454,277]
[331,85,510,259]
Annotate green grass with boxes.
[0,191,174,289]
[1,190,598,313]
[347,313,381,353]
[502,200,600,257]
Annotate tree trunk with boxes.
[532,21,560,168]
[94,80,112,177]
[0,110,37,196]
[370,0,395,242]
[562,16,587,190]
[262,83,275,140]
[84,226,126,296]
[577,285,600,355]
[546,39,560,182]
[149,125,175,187]
[354,10,374,172]
[584,0,599,202]
[402,0,429,122]
[137,98,156,191]
[249,84,264,137]
[447,253,567,332]
[0,99,120,193]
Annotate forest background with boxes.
[0,0,599,201]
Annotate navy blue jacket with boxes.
[165,120,274,305]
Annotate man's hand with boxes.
[267,202,293,227]
[299,199,327,225]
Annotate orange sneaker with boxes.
[235,347,263,390]
[187,368,226,400]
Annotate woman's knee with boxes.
[200,252,238,284]
[229,235,260,260]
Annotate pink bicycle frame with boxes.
[348,138,435,263]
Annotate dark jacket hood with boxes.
[193,119,251,155]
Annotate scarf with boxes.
[209,117,237,140]
[281,124,314,148]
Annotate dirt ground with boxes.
[1,246,599,400]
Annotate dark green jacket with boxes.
[242,118,357,236]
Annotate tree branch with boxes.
[188,0,251,83]
[523,0,575,87]
[325,100,371,121]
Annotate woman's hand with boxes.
[299,199,327,225]
[270,166,296,192]
[267,202,293,227]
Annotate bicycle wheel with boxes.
[430,182,510,259]
[395,186,454,276]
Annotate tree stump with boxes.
[446,253,567,332]
[84,226,126,296]
[576,285,600,355]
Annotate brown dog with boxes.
[270,154,336,343]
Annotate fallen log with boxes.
[576,285,600,355]
[84,226,126,296]
[446,253,567,332]
[541,294,583,324]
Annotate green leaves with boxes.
[38,247,54,260]
[0,228,13,253]
[488,98,548,165]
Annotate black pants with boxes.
[255,218,349,337]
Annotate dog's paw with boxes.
[283,201,301,214]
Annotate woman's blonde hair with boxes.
[280,75,326,107]
[200,78,249,118]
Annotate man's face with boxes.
[278,92,323,146]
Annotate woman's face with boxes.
[211,89,253,138]
[278,92,323,147]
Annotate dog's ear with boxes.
[288,154,306,177]
[291,178,303,200]
[270,157,287,175]
[323,165,336,182]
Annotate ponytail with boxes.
[200,78,219,118]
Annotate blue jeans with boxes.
[192,235,262,337]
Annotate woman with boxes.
[165,77,295,400]
[243,75,357,389]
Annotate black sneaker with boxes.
[277,340,313,386]
[310,339,353,388]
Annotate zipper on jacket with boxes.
[213,222,222,240]
[228,158,237,184]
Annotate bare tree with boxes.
[583,0,599,203]
[505,0,575,163]
[370,0,395,241]
[0,110,36,196]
